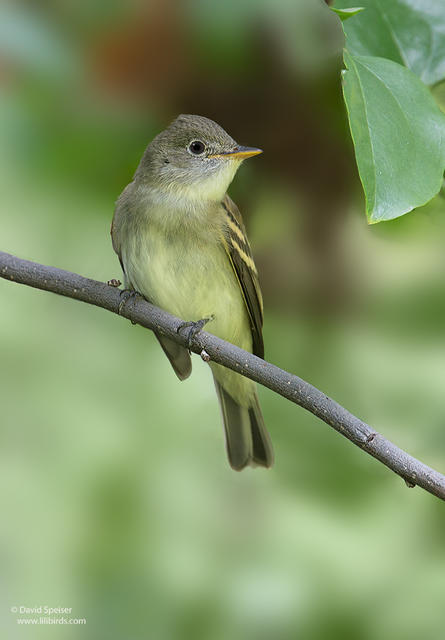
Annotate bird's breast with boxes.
[121,212,252,351]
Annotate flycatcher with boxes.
[111,114,273,470]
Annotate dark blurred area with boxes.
[1,1,445,639]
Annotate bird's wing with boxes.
[221,194,264,359]
[111,183,133,277]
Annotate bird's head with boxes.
[136,114,262,202]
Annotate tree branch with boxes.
[1,250,445,501]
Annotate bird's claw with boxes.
[118,289,142,324]
[177,315,214,350]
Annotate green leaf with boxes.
[342,52,445,223]
[334,0,445,85]
[330,7,364,22]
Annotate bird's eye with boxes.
[188,140,206,155]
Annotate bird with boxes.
[111,114,273,470]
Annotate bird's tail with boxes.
[214,379,274,470]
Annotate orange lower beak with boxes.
[209,146,263,159]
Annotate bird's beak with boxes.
[208,146,263,159]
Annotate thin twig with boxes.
[1,250,444,501]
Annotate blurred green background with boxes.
[1,1,445,638]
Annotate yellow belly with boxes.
[121,224,252,353]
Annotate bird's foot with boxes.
[107,278,122,287]
[177,315,214,350]
[118,289,143,324]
